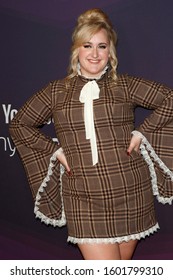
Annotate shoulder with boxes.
[116,73,137,85]
[50,76,77,93]
[117,73,164,88]
[50,78,67,91]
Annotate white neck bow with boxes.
[79,80,100,165]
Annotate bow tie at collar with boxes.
[79,80,100,165]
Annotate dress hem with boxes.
[67,222,160,244]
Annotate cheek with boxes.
[78,51,83,60]
[78,48,87,60]
[102,53,109,63]
[99,49,109,59]
[78,53,85,64]
[105,50,110,58]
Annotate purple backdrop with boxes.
[0,0,173,260]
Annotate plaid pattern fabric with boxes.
[9,85,63,220]
[127,75,173,198]
[9,72,173,239]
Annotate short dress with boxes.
[9,71,173,244]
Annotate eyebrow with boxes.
[83,42,108,45]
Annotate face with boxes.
[78,28,110,78]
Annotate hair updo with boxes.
[67,8,118,82]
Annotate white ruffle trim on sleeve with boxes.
[132,130,173,204]
[67,222,159,244]
[34,148,66,227]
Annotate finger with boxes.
[134,146,139,152]
[67,170,73,176]
[127,143,134,155]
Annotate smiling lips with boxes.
[88,59,101,64]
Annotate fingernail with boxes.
[67,170,73,176]
[127,151,130,156]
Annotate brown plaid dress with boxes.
[9,72,173,243]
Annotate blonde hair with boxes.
[67,8,118,82]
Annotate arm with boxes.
[127,75,173,134]
[126,75,173,202]
[9,83,59,154]
[9,82,70,170]
[9,82,68,224]
[126,75,173,153]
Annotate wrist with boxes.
[131,130,144,140]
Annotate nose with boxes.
[91,47,98,58]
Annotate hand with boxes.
[127,134,142,155]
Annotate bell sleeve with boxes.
[127,75,173,204]
[9,82,66,227]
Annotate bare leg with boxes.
[78,243,121,260]
[78,240,138,260]
[119,240,138,260]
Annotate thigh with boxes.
[78,243,121,260]
[119,240,138,260]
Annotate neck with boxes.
[77,64,108,80]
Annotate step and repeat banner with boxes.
[0,0,173,260]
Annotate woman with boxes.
[9,8,173,260]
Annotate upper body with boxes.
[9,70,173,185]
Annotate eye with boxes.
[83,44,92,48]
[99,44,107,49]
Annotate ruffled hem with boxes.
[132,130,173,205]
[67,223,160,244]
[34,149,66,227]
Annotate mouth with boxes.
[88,59,100,64]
